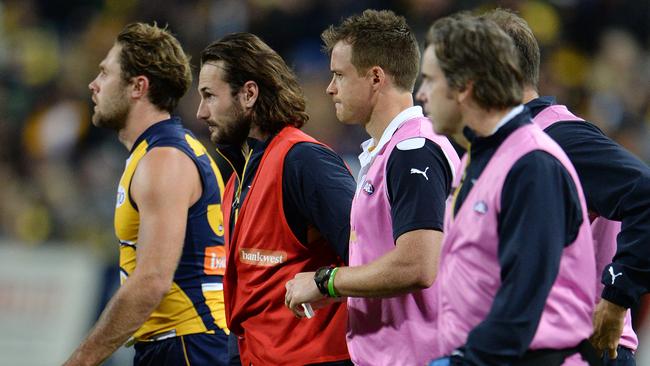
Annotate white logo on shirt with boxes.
[410,167,430,180]
[363,181,375,195]
[609,266,623,285]
[116,186,126,208]
[473,200,488,214]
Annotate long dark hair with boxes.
[201,33,309,135]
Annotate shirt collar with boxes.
[463,105,532,154]
[358,106,423,166]
[129,116,180,154]
[525,96,556,118]
[488,104,524,135]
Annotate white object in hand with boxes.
[302,303,314,319]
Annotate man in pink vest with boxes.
[482,10,650,366]
[418,14,599,366]
[284,10,460,366]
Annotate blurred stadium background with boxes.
[0,0,648,364]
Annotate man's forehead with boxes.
[198,61,228,88]
[331,41,352,58]
[100,44,121,67]
[200,61,227,77]
[330,42,352,68]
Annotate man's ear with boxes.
[239,80,259,109]
[130,75,150,99]
[456,80,473,105]
[368,66,386,90]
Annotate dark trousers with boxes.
[227,333,241,366]
[134,331,229,366]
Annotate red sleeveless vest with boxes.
[222,126,349,365]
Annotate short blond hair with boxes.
[117,22,191,113]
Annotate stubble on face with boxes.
[92,84,130,131]
[208,99,251,147]
[91,44,131,132]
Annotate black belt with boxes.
[515,340,602,366]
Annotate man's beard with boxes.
[210,102,252,147]
[92,91,130,131]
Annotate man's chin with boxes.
[336,114,356,125]
[91,114,106,128]
[209,133,223,145]
[210,132,237,146]
[92,114,125,131]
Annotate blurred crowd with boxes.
[0,0,648,260]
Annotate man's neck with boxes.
[119,104,170,151]
[464,106,515,138]
[365,91,414,142]
[522,86,539,104]
[242,124,270,156]
[248,124,268,142]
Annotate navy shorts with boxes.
[603,346,636,366]
[134,330,229,366]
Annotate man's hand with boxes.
[285,272,326,318]
[589,298,627,359]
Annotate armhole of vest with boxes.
[278,139,323,250]
[493,128,539,214]
[279,141,307,249]
[127,144,151,212]
[436,142,458,184]
[384,149,394,205]
[179,146,207,213]
[127,177,138,212]
[422,138,456,190]
[383,134,412,204]
[141,143,207,213]
[564,172,583,246]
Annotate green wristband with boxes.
[327,267,340,297]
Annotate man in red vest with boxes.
[196,32,355,366]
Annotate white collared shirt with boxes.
[488,104,524,136]
[356,106,424,189]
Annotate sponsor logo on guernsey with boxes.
[473,200,488,214]
[362,181,374,195]
[609,266,623,285]
[239,248,287,266]
[116,185,126,208]
[410,166,430,180]
[204,246,227,275]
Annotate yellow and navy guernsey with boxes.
[115,117,229,342]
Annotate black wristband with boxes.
[314,266,334,296]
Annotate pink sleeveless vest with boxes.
[533,104,638,350]
[436,123,595,366]
[347,117,460,366]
